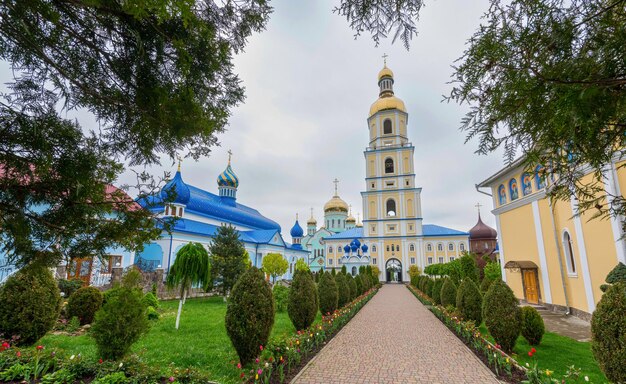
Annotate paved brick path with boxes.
[292,284,499,384]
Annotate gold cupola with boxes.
[369,62,407,117]
[324,178,349,213]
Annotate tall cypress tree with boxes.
[208,225,248,297]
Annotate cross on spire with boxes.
[227,149,233,165]
[296,213,299,221]
[177,155,182,172]
[349,204,352,214]
[475,202,482,214]
[310,207,314,219]
[333,178,339,196]
[382,53,388,66]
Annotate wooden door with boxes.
[523,269,539,304]
[67,258,93,286]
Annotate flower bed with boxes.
[238,286,380,383]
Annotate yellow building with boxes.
[478,158,626,320]
[319,64,469,282]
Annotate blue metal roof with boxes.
[140,182,281,231]
[325,227,364,240]
[422,224,469,237]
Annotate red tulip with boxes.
[531,347,536,354]
[99,359,103,364]
[259,345,263,351]
[528,351,533,357]
[36,345,44,350]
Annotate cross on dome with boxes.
[227,149,233,165]
[475,202,482,214]
[333,178,339,196]
[382,53,388,66]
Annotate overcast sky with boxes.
[3,0,507,237]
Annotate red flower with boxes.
[99,359,103,364]
[259,345,263,351]
[531,347,536,354]
[528,351,534,357]
[16,351,21,357]
[237,362,241,369]
[36,345,44,350]
[240,372,245,378]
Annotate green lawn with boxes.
[40,297,317,384]
[478,324,608,383]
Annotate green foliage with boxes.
[334,273,350,308]
[287,270,317,330]
[58,279,84,298]
[225,267,274,366]
[167,242,211,294]
[408,265,421,279]
[447,259,462,285]
[67,286,103,325]
[432,279,444,305]
[482,280,522,353]
[146,306,160,321]
[459,254,479,282]
[424,263,445,276]
[591,282,626,383]
[91,286,149,360]
[425,278,434,298]
[483,262,502,282]
[603,262,626,292]
[151,283,157,297]
[318,272,339,315]
[262,253,289,283]
[66,316,81,333]
[142,292,159,309]
[480,277,494,293]
[331,268,336,276]
[121,268,143,291]
[0,263,61,345]
[209,225,248,296]
[272,285,289,313]
[295,258,309,272]
[347,274,357,301]
[92,372,129,384]
[361,272,371,292]
[520,306,545,346]
[456,279,483,325]
[341,265,347,274]
[355,275,364,296]
[440,278,457,308]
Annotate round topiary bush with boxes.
[440,279,457,308]
[142,292,159,309]
[318,272,339,315]
[91,286,149,360]
[520,306,545,346]
[0,263,62,346]
[68,286,103,325]
[355,275,364,296]
[456,279,483,325]
[480,277,494,293]
[432,279,444,305]
[287,271,317,330]
[225,267,275,366]
[482,279,522,353]
[347,275,357,301]
[591,282,626,383]
[334,273,350,308]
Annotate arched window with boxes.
[535,165,546,190]
[328,246,333,254]
[498,184,507,205]
[383,119,392,134]
[409,244,415,252]
[460,243,465,252]
[385,158,394,173]
[563,230,577,274]
[351,266,357,276]
[521,173,532,196]
[437,243,443,252]
[448,243,454,251]
[372,245,377,252]
[386,199,396,216]
[509,178,519,201]
[386,245,390,252]
[427,243,432,252]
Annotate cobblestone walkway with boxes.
[291,284,499,384]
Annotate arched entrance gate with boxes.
[385,258,402,283]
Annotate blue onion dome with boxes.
[351,238,361,248]
[361,244,368,253]
[290,218,304,238]
[350,244,359,252]
[160,170,190,205]
[343,244,351,253]
[217,163,239,188]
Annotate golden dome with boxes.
[324,195,349,213]
[369,96,407,116]
[346,214,356,223]
[378,66,394,81]
[307,217,317,225]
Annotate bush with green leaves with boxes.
[287,270,317,330]
[354,274,364,296]
[431,279,444,305]
[92,372,129,384]
[91,286,149,360]
[425,278,434,298]
[482,279,521,353]
[146,306,160,321]
[600,262,626,292]
[459,254,479,282]
[57,278,84,298]
[272,284,289,313]
[520,306,544,346]
[361,273,371,292]
[456,279,482,325]
[318,272,339,315]
[0,263,62,346]
[334,273,350,308]
[346,274,357,301]
[142,292,159,309]
[483,262,502,282]
[68,286,103,325]
[225,267,274,365]
[480,277,494,293]
[591,282,626,383]
[440,278,457,308]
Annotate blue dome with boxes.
[350,244,358,252]
[290,219,304,238]
[351,238,361,248]
[361,244,368,253]
[160,171,190,205]
[343,244,351,253]
[217,164,239,188]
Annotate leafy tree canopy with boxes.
[262,252,288,283]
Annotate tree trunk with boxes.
[175,288,187,330]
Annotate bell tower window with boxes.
[386,199,396,217]
[385,158,394,173]
[383,119,392,134]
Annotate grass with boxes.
[477,323,608,383]
[39,296,320,384]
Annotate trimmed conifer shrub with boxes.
[459,254,479,282]
[425,278,435,299]
[68,286,103,325]
[288,270,317,330]
[482,279,522,353]
[362,273,371,291]
[591,282,626,383]
[432,279,444,305]
[334,273,350,308]
[225,267,275,365]
[456,279,483,324]
[341,265,347,275]
[410,274,419,288]
[142,292,159,309]
[91,286,149,359]
[347,274,357,301]
[0,263,62,346]
[440,278,457,308]
[520,306,545,346]
[480,277,494,293]
[318,272,339,315]
[355,274,364,296]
